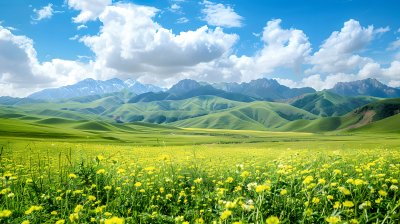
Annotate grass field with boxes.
[1,129,400,223]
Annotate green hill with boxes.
[170,101,318,130]
[277,98,400,133]
[290,90,381,117]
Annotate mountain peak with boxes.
[28,78,164,99]
[168,79,202,94]
[329,78,400,98]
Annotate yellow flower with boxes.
[21,221,29,224]
[69,213,79,223]
[265,216,279,224]
[97,169,105,175]
[333,202,341,208]
[327,195,333,199]
[220,210,232,220]
[140,189,145,193]
[55,220,65,224]
[105,212,113,216]
[312,197,320,204]
[303,176,314,184]
[0,210,12,218]
[159,188,164,193]
[134,182,142,187]
[354,179,364,186]
[333,170,341,175]
[88,195,96,201]
[280,189,287,195]
[343,201,354,207]
[240,171,250,178]
[74,205,84,213]
[378,190,387,196]
[226,177,234,183]
[194,178,202,183]
[69,174,77,178]
[51,211,58,215]
[326,217,339,223]
[104,186,112,190]
[96,155,104,161]
[195,218,204,223]
[350,219,359,224]
[105,217,125,224]
[305,208,313,216]
[375,198,381,204]
[318,179,326,185]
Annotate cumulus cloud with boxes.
[305,19,385,75]
[66,0,112,23]
[80,3,238,75]
[275,61,400,91]
[177,17,189,23]
[6,27,18,31]
[200,1,244,28]
[77,24,87,30]
[32,3,55,21]
[229,19,312,80]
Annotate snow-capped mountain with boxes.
[27,78,166,99]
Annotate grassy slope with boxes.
[277,98,400,133]
[170,101,318,131]
[290,90,381,117]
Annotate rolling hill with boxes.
[289,90,381,117]
[276,98,400,133]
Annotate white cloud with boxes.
[275,60,400,91]
[177,17,189,23]
[305,19,386,75]
[80,3,238,73]
[374,26,390,37]
[252,32,260,37]
[78,55,91,59]
[66,0,112,23]
[229,19,312,79]
[168,3,183,14]
[386,37,400,51]
[69,34,79,40]
[6,27,18,31]
[33,3,54,21]
[77,24,88,30]
[200,1,244,28]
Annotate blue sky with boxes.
[0,0,400,97]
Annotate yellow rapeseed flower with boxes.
[326,217,339,223]
[220,210,231,220]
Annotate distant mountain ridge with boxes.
[212,78,316,100]
[28,78,165,99]
[328,78,400,98]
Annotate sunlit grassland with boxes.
[1,133,400,223]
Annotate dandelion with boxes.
[21,221,29,224]
[327,195,333,199]
[194,178,202,183]
[221,210,231,220]
[104,186,112,190]
[134,182,142,187]
[280,189,287,195]
[326,217,339,223]
[69,174,77,178]
[69,213,79,223]
[265,216,279,224]
[51,211,58,215]
[97,169,105,175]
[312,197,320,204]
[55,220,65,224]
[240,171,250,178]
[0,210,12,218]
[378,190,388,196]
[343,201,355,207]
[333,170,341,175]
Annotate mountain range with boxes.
[27,78,166,99]
[23,77,400,101]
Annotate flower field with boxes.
[1,141,400,223]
